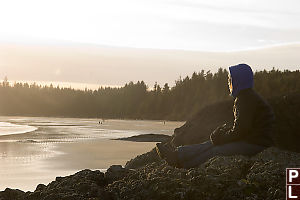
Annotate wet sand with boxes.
[0,117,184,191]
[0,139,155,191]
[46,139,156,170]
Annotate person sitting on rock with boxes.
[156,63,275,169]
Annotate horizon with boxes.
[1,42,300,89]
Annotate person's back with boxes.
[233,88,275,147]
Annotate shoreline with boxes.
[0,114,186,123]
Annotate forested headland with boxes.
[0,68,299,121]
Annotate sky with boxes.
[0,0,300,89]
[0,0,300,51]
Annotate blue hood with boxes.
[229,64,253,98]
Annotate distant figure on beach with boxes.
[156,64,275,169]
[163,121,165,125]
[98,119,105,125]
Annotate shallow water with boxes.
[0,116,184,191]
[0,122,37,136]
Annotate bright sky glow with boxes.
[1,0,300,51]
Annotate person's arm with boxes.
[210,123,230,145]
[210,97,255,145]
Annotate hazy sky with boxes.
[0,0,300,51]
[0,0,299,89]
[1,43,300,89]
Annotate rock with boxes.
[171,100,233,147]
[113,134,171,142]
[125,148,160,169]
[15,169,109,200]
[107,147,299,200]
[105,165,131,183]
[0,188,25,200]
[35,184,46,192]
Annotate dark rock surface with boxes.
[125,148,160,169]
[113,134,171,142]
[171,99,234,147]
[105,165,132,183]
[109,147,298,200]
[26,169,109,200]
[0,188,25,200]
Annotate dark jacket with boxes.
[210,64,275,147]
[210,88,275,146]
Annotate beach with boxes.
[0,116,184,191]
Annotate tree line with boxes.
[0,68,299,121]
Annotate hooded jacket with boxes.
[210,64,275,147]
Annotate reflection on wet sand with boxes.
[0,116,184,191]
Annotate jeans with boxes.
[177,140,266,169]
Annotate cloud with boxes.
[0,0,300,51]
